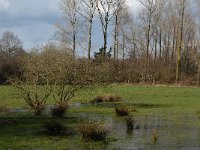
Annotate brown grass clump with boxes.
[51,101,69,117]
[79,119,110,141]
[91,94,122,103]
[115,105,129,116]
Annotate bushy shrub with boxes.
[79,120,110,141]
[51,101,68,117]
[115,105,129,116]
[43,120,66,136]
[91,95,122,103]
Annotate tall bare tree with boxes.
[58,0,81,57]
[95,0,115,56]
[138,0,156,62]
[113,0,129,62]
[176,0,189,84]
[78,0,96,60]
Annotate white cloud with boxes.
[0,0,10,10]
[127,0,142,13]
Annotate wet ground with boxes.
[2,103,200,150]
[105,114,200,150]
[74,102,200,150]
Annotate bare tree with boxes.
[78,0,96,60]
[176,0,189,84]
[95,0,115,57]
[0,31,25,84]
[113,0,129,62]
[58,0,81,57]
[138,0,156,62]
[40,43,111,116]
[0,31,23,58]
[11,48,53,116]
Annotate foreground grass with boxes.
[1,84,200,149]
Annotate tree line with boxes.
[1,0,200,86]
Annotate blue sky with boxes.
[0,0,140,50]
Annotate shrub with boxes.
[115,105,129,116]
[91,95,122,103]
[79,120,110,141]
[125,116,135,132]
[51,101,68,117]
[43,120,66,136]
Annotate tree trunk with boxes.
[122,34,125,65]
[103,13,109,57]
[88,19,93,60]
[114,14,118,62]
[172,27,176,61]
[176,3,185,85]
[146,19,151,63]
[73,33,76,58]
[103,32,107,57]
[159,28,162,61]
[154,28,158,62]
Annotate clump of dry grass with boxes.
[51,101,69,117]
[79,119,110,141]
[115,105,129,116]
[91,94,122,103]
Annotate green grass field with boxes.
[1,84,200,114]
[1,84,200,149]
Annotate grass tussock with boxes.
[79,119,110,141]
[115,105,129,116]
[91,94,122,103]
